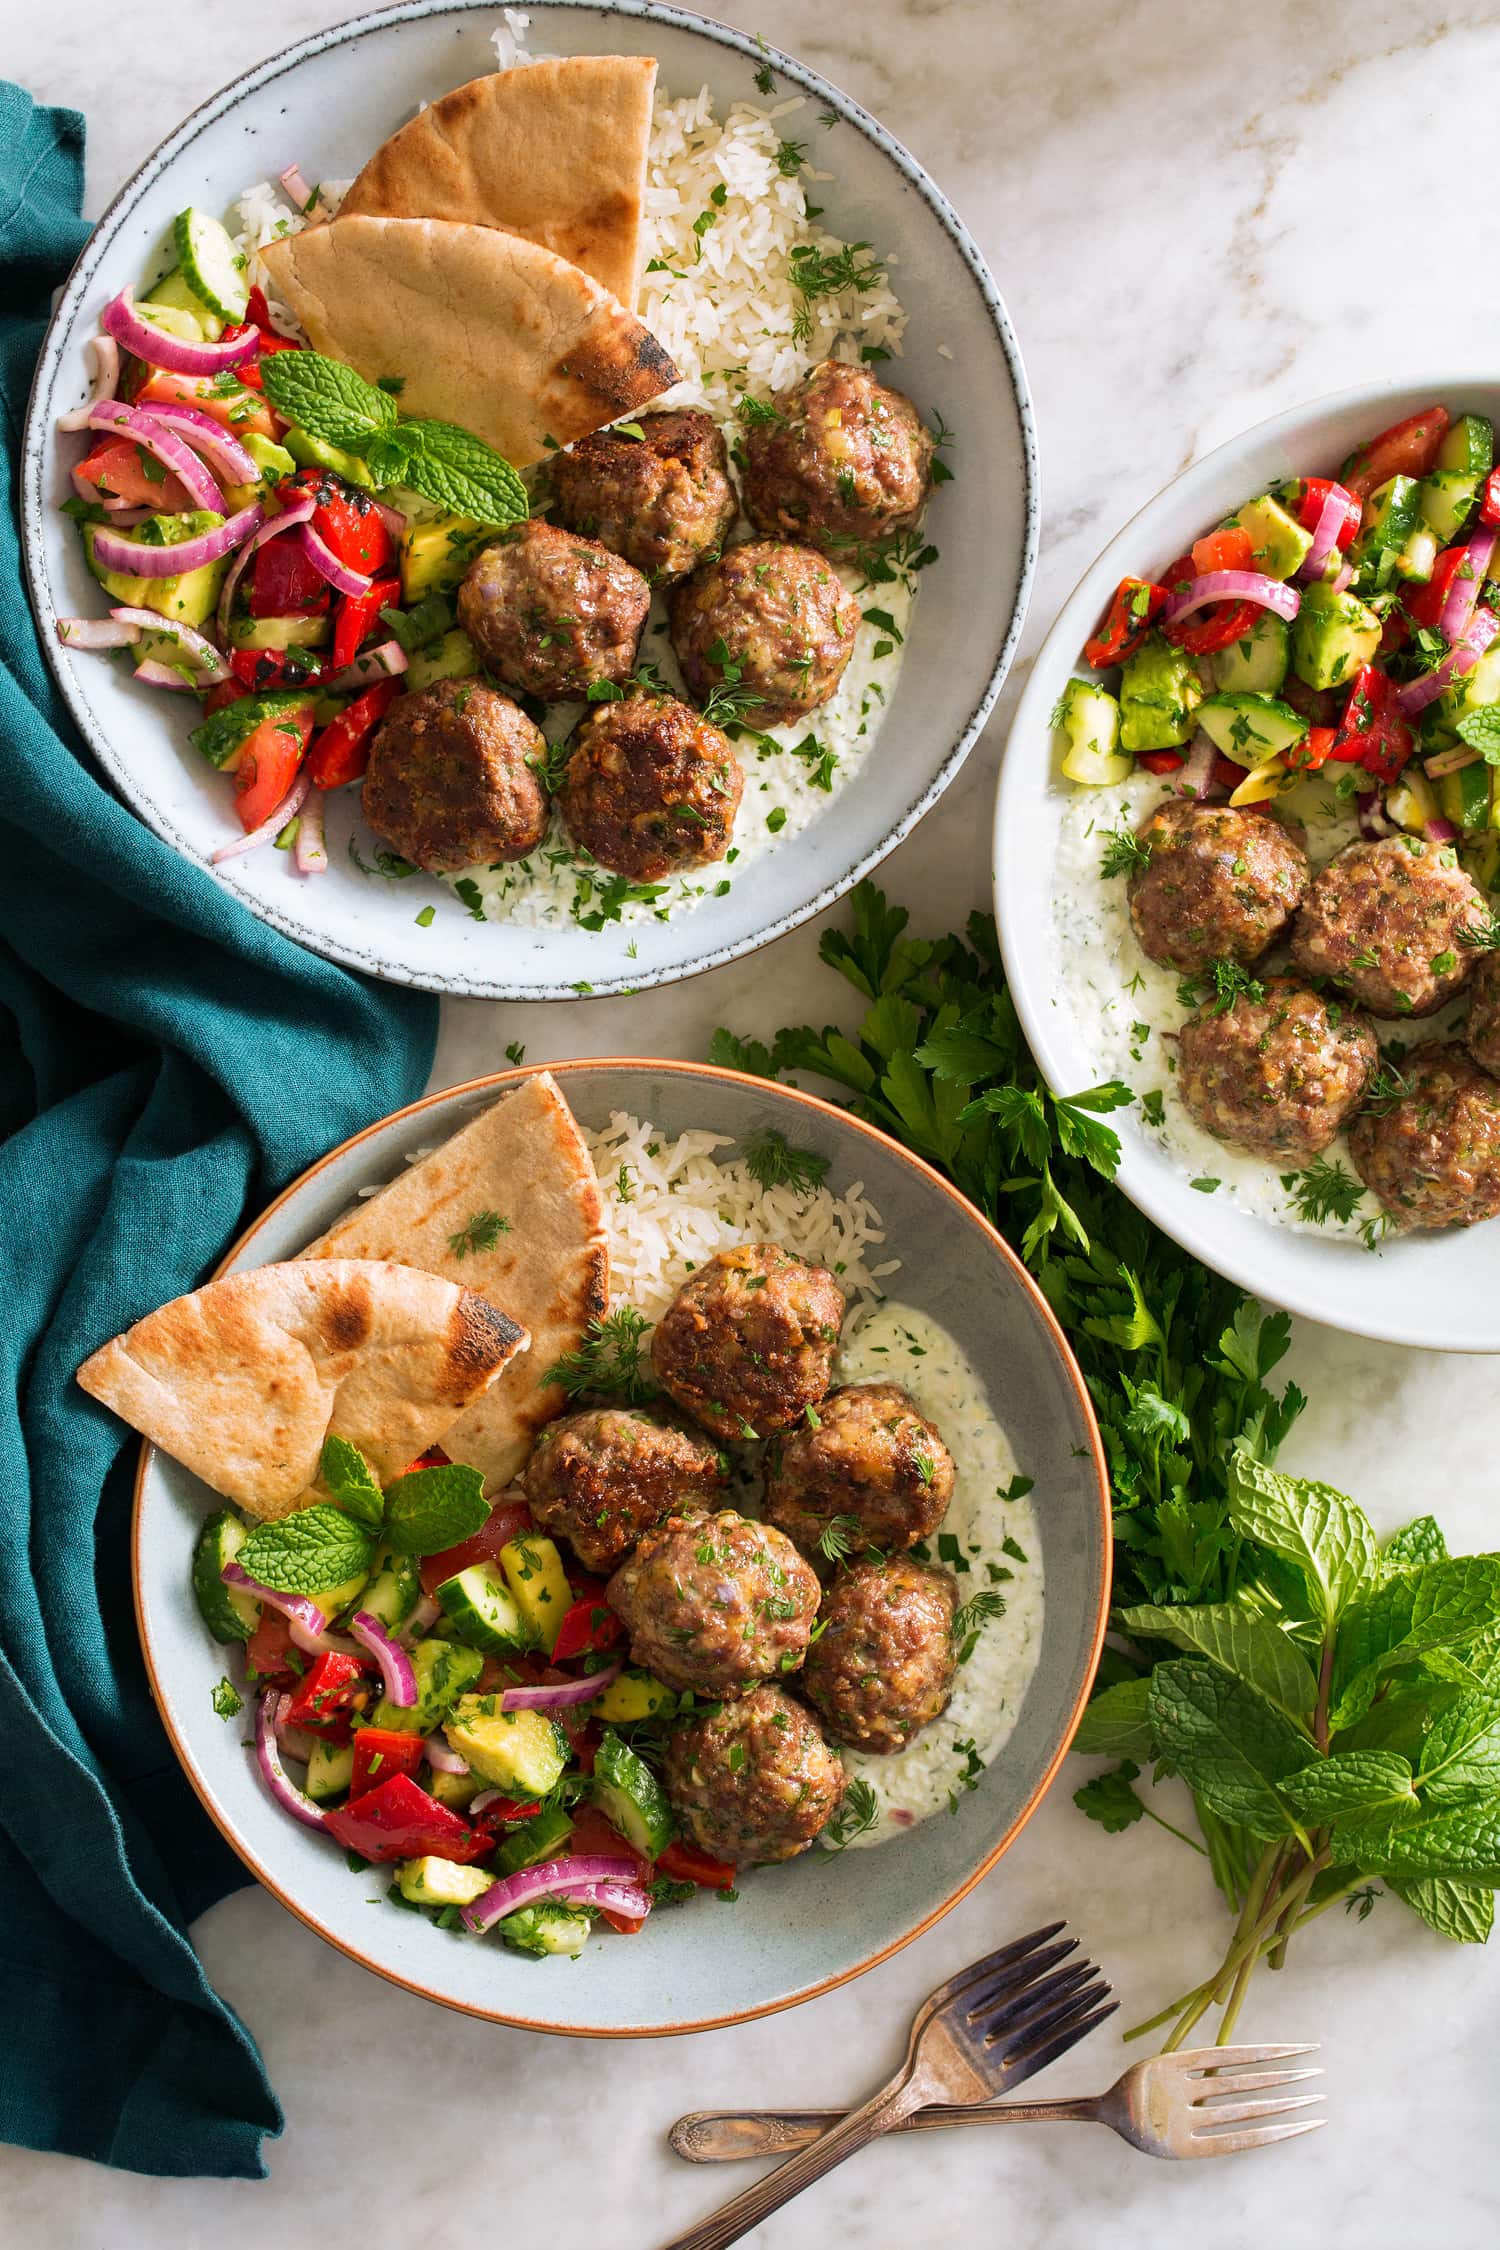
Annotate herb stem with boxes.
[1313,1640,1335,1756]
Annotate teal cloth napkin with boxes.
[0,85,437,2177]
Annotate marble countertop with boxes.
[6,1,1497,2242]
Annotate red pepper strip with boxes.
[1403,546,1466,632]
[551,1585,624,1662]
[1082,576,1167,669]
[1481,469,1500,529]
[474,1796,544,1828]
[287,466,395,576]
[349,1726,427,1801]
[1284,725,1337,775]
[281,1651,377,1743]
[228,647,321,692]
[1157,550,1261,655]
[249,534,330,618]
[322,1773,491,1865]
[308,677,403,790]
[1136,749,1185,775]
[420,1498,534,1598]
[1340,407,1450,503]
[1296,476,1362,550]
[332,574,402,676]
[656,1840,737,1891]
[1329,666,1414,785]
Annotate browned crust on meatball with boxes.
[520,1406,729,1573]
[605,1507,821,1695]
[662,1683,844,1863]
[1177,978,1378,1164]
[551,408,739,584]
[558,692,744,881]
[763,1382,954,1557]
[457,518,650,703]
[650,1242,846,1442]
[1126,800,1308,974]
[802,1555,958,1754]
[669,539,859,726]
[742,359,934,552]
[1290,836,1485,1019]
[1465,950,1500,1077]
[361,679,548,874]
[1349,1039,1500,1229]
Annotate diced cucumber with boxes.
[1054,678,1129,785]
[1395,524,1438,584]
[1438,762,1492,832]
[591,1729,676,1858]
[591,1671,674,1725]
[1387,767,1440,836]
[1419,470,1481,544]
[436,1561,532,1654]
[371,1638,483,1734]
[353,1549,422,1637]
[228,612,332,652]
[192,1511,258,1643]
[1119,634,1201,753]
[1235,494,1312,582]
[493,1803,576,1876]
[306,1740,354,1802]
[445,1696,570,1797]
[173,207,250,323]
[1211,611,1289,694]
[1352,475,1421,588]
[190,687,316,771]
[1290,581,1382,692]
[284,426,377,490]
[1438,414,1494,478]
[406,629,480,693]
[498,1905,591,1958]
[397,1857,493,1908]
[1196,693,1308,763]
[428,1768,483,1810]
[499,1535,573,1654]
[140,266,225,341]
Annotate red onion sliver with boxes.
[296,520,373,599]
[92,501,266,583]
[1329,563,1354,596]
[134,659,198,691]
[133,401,261,487]
[1439,528,1497,646]
[350,1610,417,1705]
[274,1715,322,1766]
[254,1693,327,1829]
[498,1663,621,1713]
[279,164,331,221]
[1396,605,1500,715]
[324,640,408,694]
[1426,816,1461,844]
[211,771,312,864]
[399,1593,442,1646]
[1163,569,1301,627]
[1356,789,1396,841]
[101,287,259,377]
[1297,484,1351,585]
[375,500,408,540]
[461,1854,645,1934]
[559,1879,654,1919]
[216,493,317,642]
[56,335,123,431]
[295,786,329,874]
[85,398,226,513]
[223,1559,326,1637]
[1173,731,1219,801]
[426,1734,471,1776]
[109,606,229,682]
[56,616,141,651]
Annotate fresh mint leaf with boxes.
[1226,1450,1378,1630]
[1332,1557,1500,1727]
[237,1503,375,1597]
[1147,1658,1311,1841]
[1281,1750,1417,1822]
[1416,1693,1500,1802]
[1391,1875,1494,1943]
[1346,1797,1500,1885]
[387,419,529,525]
[319,1435,385,1530]
[259,349,398,451]
[1384,1515,1448,1572]
[1118,1602,1319,1722]
[381,1464,489,1556]
[1454,703,1500,762]
[1072,1676,1153,1759]
[1073,1758,1146,1833]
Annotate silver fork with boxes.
[660,1923,1115,2250]
[671,2043,1325,2165]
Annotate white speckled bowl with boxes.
[134,1061,1109,2036]
[996,378,1500,1352]
[23,0,1036,1000]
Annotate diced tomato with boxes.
[473,1795,543,1829]
[245,1608,298,1687]
[201,678,247,718]
[232,702,315,831]
[1284,725,1337,775]
[1191,526,1255,575]
[655,1840,736,1891]
[322,1773,491,1865]
[1340,408,1450,502]
[308,679,402,790]
[288,467,394,577]
[419,1499,535,1597]
[1210,754,1247,790]
[73,436,193,512]
[1082,576,1167,669]
[1136,749,1185,774]
[1296,476,1362,550]
[228,646,321,691]
[567,1804,650,1880]
[349,1726,427,1800]
[249,534,330,618]
[331,574,402,675]
[1329,665,1414,785]
[282,1650,377,1743]
[134,367,278,441]
[551,1581,623,1662]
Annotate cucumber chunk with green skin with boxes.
[173,207,250,323]
[1290,581,1382,691]
[1351,475,1421,589]
[499,1905,592,1958]
[1119,634,1201,753]
[1419,469,1482,544]
[397,1857,493,1908]
[1211,610,1289,695]
[591,1729,676,1858]
[445,1697,569,1797]
[1196,693,1308,764]
[351,1549,422,1637]
[1235,494,1312,582]
[591,1670,673,1725]
[190,687,317,770]
[140,265,225,341]
[1055,678,1129,785]
[192,1511,258,1643]
[370,1638,483,1734]
[499,1535,573,1654]
[1438,413,1494,478]
[1396,523,1439,584]
[1439,761,1492,832]
[406,629,479,692]
[493,1803,576,1875]
[436,1562,533,1653]
[306,1739,354,1803]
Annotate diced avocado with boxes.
[401,516,492,602]
[1212,610,1288,695]
[406,629,480,692]
[499,1534,573,1655]
[224,432,297,510]
[1351,476,1421,587]
[139,265,225,341]
[1438,413,1494,478]
[284,425,376,490]
[1054,677,1129,785]
[228,612,332,651]
[350,1549,422,1637]
[493,1803,576,1876]
[436,1561,532,1654]
[1196,693,1308,765]
[591,1729,676,1858]
[1387,766,1440,837]
[445,1696,570,1797]
[397,1857,493,1908]
[192,1511,258,1643]
[1235,494,1312,582]
[1442,640,1500,729]
[371,1637,483,1734]
[305,1740,354,1803]
[83,511,229,627]
[1419,470,1481,545]
[591,1670,674,1725]
[1119,633,1201,753]
[427,1768,483,1810]
[1439,762,1492,832]
[498,1904,591,1958]
[1289,581,1381,692]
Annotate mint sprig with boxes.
[234,1446,492,1596]
[381,1463,489,1555]
[259,349,398,450]
[237,1504,375,1596]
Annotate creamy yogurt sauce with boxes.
[832,1302,1045,1848]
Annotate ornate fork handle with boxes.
[671,2094,1104,2163]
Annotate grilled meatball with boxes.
[743,359,934,551]
[650,1243,846,1443]
[1349,1040,1500,1229]
[606,1507,820,1696]
[1465,950,1500,1076]
[1127,800,1308,973]
[558,692,743,881]
[550,408,738,585]
[1177,978,1377,1164]
[802,1556,958,1755]
[1291,836,1485,1018]
[764,1382,953,1558]
[457,520,650,703]
[662,1683,844,1863]
[520,1407,729,1574]
[670,539,858,726]
[361,679,547,875]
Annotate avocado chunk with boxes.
[498,1534,573,1655]
[1289,581,1382,692]
[590,1670,674,1725]
[400,515,493,602]
[1235,495,1312,582]
[397,1857,492,1908]
[406,628,479,692]
[444,1694,569,1797]
[1119,633,1201,752]
[369,1637,483,1734]
[284,424,376,490]
[83,510,230,627]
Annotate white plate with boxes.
[22,0,1036,1000]
[995,378,1500,1354]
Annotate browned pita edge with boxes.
[259,216,678,467]
[339,56,657,309]
[76,1258,528,1522]
[301,1073,608,1494]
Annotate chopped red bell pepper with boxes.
[1295,476,1362,550]
[551,1582,624,1662]
[473,1795,544,1828]
[281,1650,376,1743]
[1403,545,1468,632]
[232,701,315,832]
[1082,576,1167,669]
[1210,755,1247,790]
[1191,526,1255,575]
[331,574,402,676]
[1284,725,1338,774]
[1136,749,1185,774]
[1340,407,1450,502]
[655,1840,736,1891]
[249,534,330,618]
[350,1726,427,1800]
[308,677,403,790]
[246,1608,299,1688]
[1329,666,1414,785]
[228,646,322,692]
[322,1773,491,1865]
[419,1499,535,1597]
[1158,547,1260,655]
[288,467,394,577]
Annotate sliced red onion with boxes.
[280,163,332,221]
[561,1878,654,1919]
[499,1663,621,1713]
[84,399,226,513]
[1297,484,1351,585]
[254,1693,327,1829]
[399,1593,442,1646]
[1423,741,1483,779]
[211,771,311,864]
[461,1854,645,1934]
[295,786,328,874]
[133,401,261,487]
[1426,815,1461,844]
[223,1559,324,1637]
[101,287,260,377]
[274,1712,321,1765]
[375,500,407,540]
[1173,731,1220,800]
[1329,563,1354,596]
[109,607,229,682]
[1396,605,1500,715]
[92,501,266,583]
[134,659,198,691]
[296,520,372,598]
[1356,789,1396,841]
[1440,528,1498,645]
[324,640,407,694]
[425,1733,470,1776]
[215,492,317,641]
[56,335,122,431]
[350,1610,416,1705]
[1163,569,1301,627]
[56,615,141,651]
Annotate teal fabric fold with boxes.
[0,83,437,2177]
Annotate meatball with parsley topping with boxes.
[662,1683,845,1863]
[606,1507,821,1697]
[802,1555,958,1755]
[550,408,738,585]
[1177,978,1378,1164]
[763,1382,954,1559]
[1291,836,1485,1019]
[520,1407,729,1574]
[1126,800,1309,974]
[650,1242,846,1443]
[361,679,548,875]
[457,519,650,703]
[669,539,859,725]
[558,691,743,882]
[1348,1040,1500,1230]
[742,359,934,553]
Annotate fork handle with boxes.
[672,2095,1103,2163]
[661,2070,930,2249]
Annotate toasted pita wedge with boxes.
[259,216,678,466]
[340,57,656,309]
[78,1259,528,1520]
[302,1074,608,1491]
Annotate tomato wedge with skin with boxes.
[134,367,278,441]
[233,703,315,831]
[551,1581,623,1662]
[1191,526,1255,575]
[1340,407,1450,503]
[656,1840,736,1891]
[322,1773,490,1866]
[349,1726,426,1800]
[419,1499,535,1597]
[74,436,193,511]
[1329,665,1414,784]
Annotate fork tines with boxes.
[1179,2044,1326,2152]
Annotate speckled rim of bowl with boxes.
[21,0,1039,1003]
[131,1058,1110,2037]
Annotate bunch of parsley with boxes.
[712,881,1499,2040]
